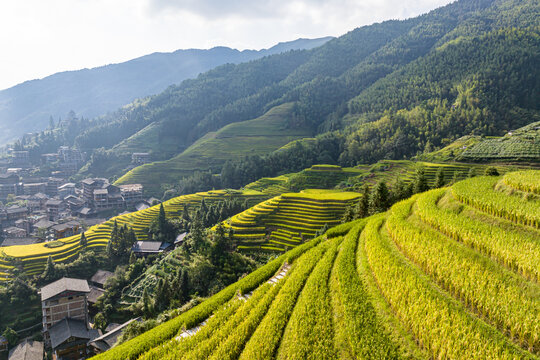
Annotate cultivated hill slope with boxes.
[0,189,267,280]
[91,170,540,359]
[0,37,331,144]
[69,0,539,196]
[112,103,312,193]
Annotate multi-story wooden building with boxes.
[40,278,90,347]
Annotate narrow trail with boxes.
[175,262,292,340]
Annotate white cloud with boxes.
[0,0,452,90]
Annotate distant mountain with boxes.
[0,36,332,144]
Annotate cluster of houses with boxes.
[0,173,151,248]
[1,273,140,360]
[0,145,155,249]
[1,146,85,178]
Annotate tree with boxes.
[154,279,170,312]
[434,167,445,188]
[468,168,476,178]
[2,327,18,347]
[93,313,107,333]
[182,204,191,224]
[315,223,329,237]
[413,167,429,194]
[451,171,460,184]
[158,204,167,231]
[369,181,390,214]
[186,216,206,255]
[355,184,370,218]
[42,256,57,282]
[210,223,231,266]
[79,232,87,247]
[392,178,410,202]
[484,167,500,176]
[179,270,189,303]
[341,205,355,223]
[142,288,152,317]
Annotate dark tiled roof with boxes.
[175,232,188,244]
[90,270,114,287]
[33,219,56,229]
[88,318,141,352]
[1,237,39,247]
[6,207,27,214]
[8,340,43,360]
[40,277,90,301]
[78,207,93,215]
[45,199,62,206]
[48,318,98,350]
[87,286,105,304]
[132,241,162,253]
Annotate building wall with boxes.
[42,293,88,345]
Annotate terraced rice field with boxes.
[222,189,360,252]
[92,171,540,360]
[0,189,267,280]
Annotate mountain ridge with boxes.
[0,36,333,144]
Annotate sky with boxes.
[0,0,453,90]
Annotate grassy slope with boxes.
[115,103,312,195]
[93,171,540,360]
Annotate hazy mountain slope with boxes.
[0,37,332,144]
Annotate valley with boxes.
[0,0,538,358]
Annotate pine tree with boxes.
[158,204,167,232]
[43,256,57,282]
[356,184,370,218]
[142,288,152,317]
[341,205,355,223]
[129,252,136,265]
[79,232,87,247]
[369,181,390,214]
[182,204,191,223]
[391,178,405,202]
[434,167,445,188]
[413,167,429,194]
[179,270,189,303]
[452,171,460,184]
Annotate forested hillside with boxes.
[0,37,331,144]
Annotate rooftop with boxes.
[40,277,90,301]
[88,318,141,352]
[90,270,114,287]
[48,318,99,350]
[8,340,43,360]
[87,286,106,304]
[33,219,56,229]
[1,237,39,247]
[119,184,143,192]
[132,241,162,253]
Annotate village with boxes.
[0,147,155,249]
[1,272,141,360]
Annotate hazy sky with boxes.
[0,0,452,90]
